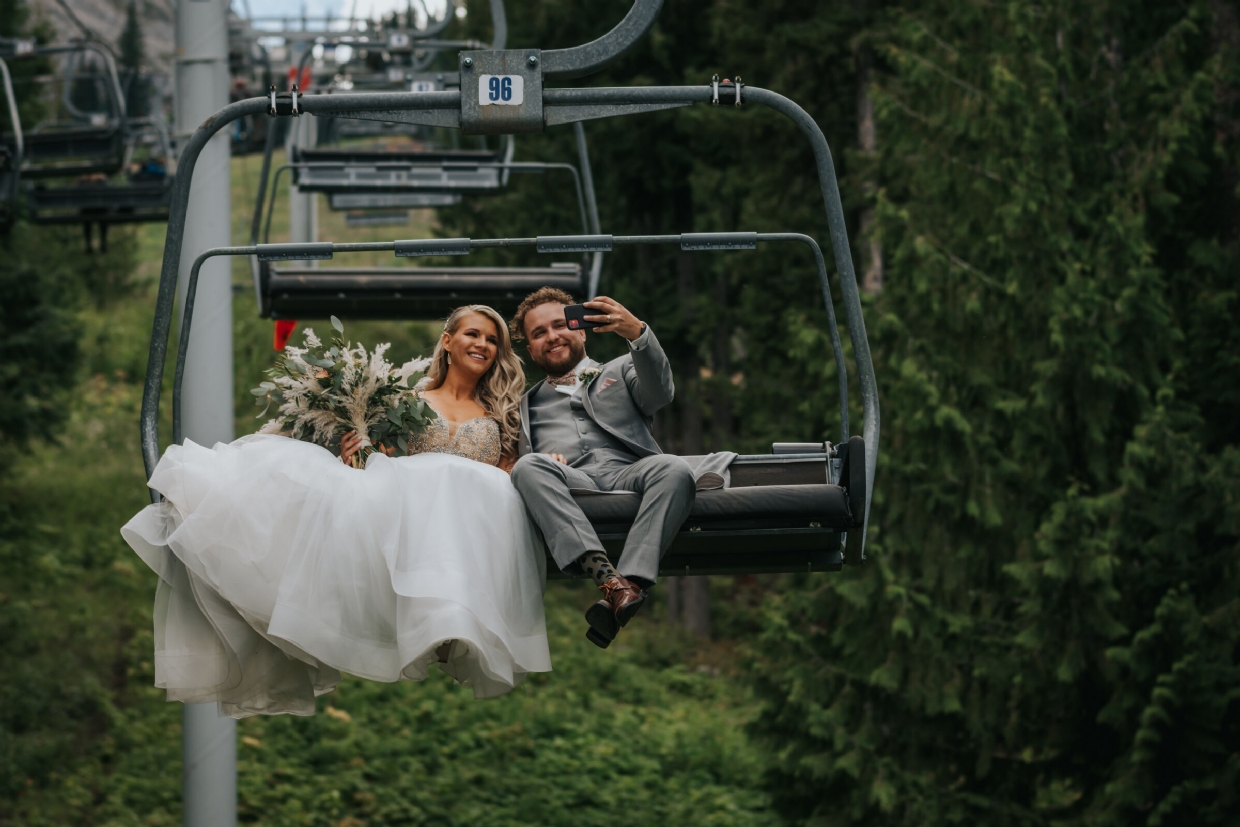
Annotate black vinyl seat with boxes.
[24,177,172,223]
[549,448,864,578]
[20,125,124,178]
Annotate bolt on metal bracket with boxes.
[267,85,304,117]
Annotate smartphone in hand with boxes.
[563,303,604,331]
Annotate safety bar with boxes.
[167,232,849,491]
[541,0,662,80]
[2,41,127,123]
[261,160,592,244]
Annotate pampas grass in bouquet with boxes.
[251,316,438,467]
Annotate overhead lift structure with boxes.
[290,0,516,202]
[142,0,880,574]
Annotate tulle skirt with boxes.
[121,434,551,717]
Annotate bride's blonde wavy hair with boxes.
[423,305,525,457]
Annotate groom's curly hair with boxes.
[510,286,576,342]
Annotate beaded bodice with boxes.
[408,415,501,466]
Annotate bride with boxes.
[121,305,551,717]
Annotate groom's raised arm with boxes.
[623,326,674,415]
[584,296,675,416]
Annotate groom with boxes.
[510,287,695,649]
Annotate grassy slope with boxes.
[0,153,779,826]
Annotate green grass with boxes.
[0,154,781,826]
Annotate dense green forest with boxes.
[2,0,1238,824]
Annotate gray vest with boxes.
[527,382,636,468]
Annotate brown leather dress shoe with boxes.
[584,576,648,646]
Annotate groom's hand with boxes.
[584,296,644,341]
[544,453,569,465]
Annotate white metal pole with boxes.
[174,0,236,824]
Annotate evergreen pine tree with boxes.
[745,0,1240,823]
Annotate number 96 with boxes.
[487,76,513,102]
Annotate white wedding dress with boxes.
[121,415,551,718]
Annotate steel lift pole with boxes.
[173,0,236,824]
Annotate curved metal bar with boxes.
[489,0,508,51]
[573,121,605,298]
[173,247,255,447]
[0,57,22,161]
[411,5,454,40]
[170,233,849,468]
[142,97,268,486]
[144,91,454,485]
[745,87,879,550]
[49,42,127,122]
[762,234,850,440]
[249,116,280,310]
[541,0,663,80]
[499,133,514,186]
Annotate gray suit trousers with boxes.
[510,453,695,585]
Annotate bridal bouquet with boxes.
[252,316,438,467]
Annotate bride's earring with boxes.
[447,353,453,365]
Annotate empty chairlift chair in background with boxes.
[0,41,174,231]
[288,0,516,215]
[248,121,602,320]
[141,0,881,575]
[1,40,124,179]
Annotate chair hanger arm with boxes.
[541,0,663,80]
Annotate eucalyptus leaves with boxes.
[252,316,438,468]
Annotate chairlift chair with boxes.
[142,0,880,575]
[174,232,865,575]
[290,0,514,194]
[22,89,175,226]
[0,41,126,179]
[249,119,603,319]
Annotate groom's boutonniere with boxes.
[578,365,603,387]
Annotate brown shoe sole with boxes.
[584,590,647,643]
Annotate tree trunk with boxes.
[666,189,711,637]
[856,21,884,295]
[710,270,734,449]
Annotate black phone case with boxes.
[563,304,604,331]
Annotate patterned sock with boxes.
[578,551,619,587]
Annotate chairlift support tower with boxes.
[174,0,236,825]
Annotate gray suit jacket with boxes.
[518,326,675,458]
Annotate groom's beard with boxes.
[531,336,587,378]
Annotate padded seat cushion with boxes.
[572,483,851,530]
